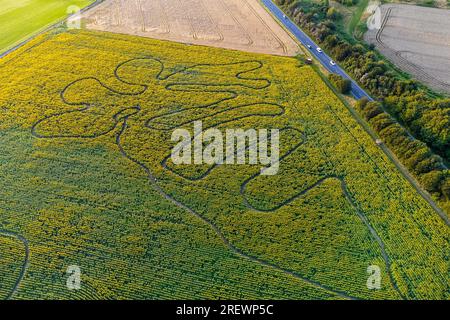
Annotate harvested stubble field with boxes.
[81,0,299,56]
[365,4,450,93]
[0,29,448,299]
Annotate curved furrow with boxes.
[115,117,357,300]
[241,173,406,299]
[28,56,408,300]
[0,229,30,300]
[161,126,300,181]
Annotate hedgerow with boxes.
[0,29,448,299]
[275,0,450,207]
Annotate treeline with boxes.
[357,99,450,201]
[328,74,351,94]
[334,0,358,6]
[276,0,450,204]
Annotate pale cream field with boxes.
[365,4,450,93]
[81,0,299,56]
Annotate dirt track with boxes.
[81,0,299,56]
[365,4,450,94]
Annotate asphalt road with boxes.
[261,0,449,225]
[261,0,374,101]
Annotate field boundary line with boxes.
[30,56,364,300]
[314,65,449,226]
[0,0,105,60]
[175,0,198,40]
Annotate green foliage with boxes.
[275,0,450,203]
[328,74,351,94]
[275,0,450,163]
[356,99,448,201]
[335,0,359,6]
[0,30,448,300]
[326,7,340,20]
[0,0,94,54]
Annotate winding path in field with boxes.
[30,56,408,299]
[241,174,405,299]
[262,0,449,226]
[0,230,29,300]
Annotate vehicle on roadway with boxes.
[283,14,286,19]
[261,0,373,102]
[330,60,336,66]
[307,44,311,49]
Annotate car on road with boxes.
[316,47,322,53]
[283,14,287,19]
[330,60,336,66]
[307,44,311,49]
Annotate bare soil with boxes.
[365,4,450,94]
[81,0,299,56]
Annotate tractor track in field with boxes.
[220,0,254,46]
[175,0,198,40]
[156,0,171,34]
[241,0,287,54]
[197,0,225,42]
[374,6,450,91]
[136,0,146,32]
[30,56,411,300]
[0,229,29,300]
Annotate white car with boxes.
[330,60,336,66]
[283,14,287,19]
[307,44,312,49]
[316,47,322,53]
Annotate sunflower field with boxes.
[0,29,448,300]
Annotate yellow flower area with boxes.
[0,29,448,299]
